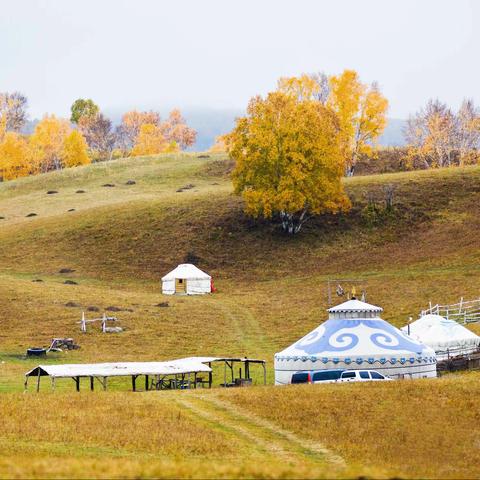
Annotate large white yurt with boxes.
[401,314,480,360]
[274,298,437,384]
[161,264,211,295]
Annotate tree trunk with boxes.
[280,209,309,235]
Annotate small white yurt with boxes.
[274,298,437,384]
[161,264,211,295]
[401,314,480,360]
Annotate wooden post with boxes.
[36,369,41,392]
[75,376,80,392]
[208,363,212,388]
[194,372,197,389]
[51,377,56,391]
[90,377,94,391]
[145,375,149,391]
[24,376,29,392]
[263,362,267,385]
[132,375,137,392]
[223,361,227,387]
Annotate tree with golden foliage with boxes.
[0,132,32,181]
[62,130,91,168]
[117,110,161,153]
[328,70,388,175]
[229,92,350,234]
[278,71,388,176]
[131,123,170,156]
[209,134,228,153]
[277,73,329,103]
[29,115,71,172]
[160,109,196,150]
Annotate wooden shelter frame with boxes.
[24,357,267,392]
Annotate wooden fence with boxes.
[421,297,480,324]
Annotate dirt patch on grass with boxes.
[199,158,235,178]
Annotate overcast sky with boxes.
[1,0,478,119]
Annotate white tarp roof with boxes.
[401,314,480,354]
[179,356,266,364]
[161,264,211,281]
[26,360,211,378]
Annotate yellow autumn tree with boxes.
[209,134,228,153]
[131,123,168,156]
[30,115,71,172]
[277,74,326,102]
[61,130,90,167]
[229,92,350,234]
[0,116,6,143]
[328,70,388,175]
[0,132,32,180]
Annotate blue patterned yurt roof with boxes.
[276,299,435,362]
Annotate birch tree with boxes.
[228,92,350,234]
[328,71,388,176]
[0,92,28,132]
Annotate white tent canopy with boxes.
[161,263,211,295]
[401,314,480,360]
[25,360,212,379]
[274,298,437,384]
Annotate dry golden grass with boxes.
[0,154,479,478]
[219,372,480,479]
[0,391,348,479]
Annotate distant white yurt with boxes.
[161,264,211,295]
[274,298,437,384]
[401,314,480,360]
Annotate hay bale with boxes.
[155,302,169,308]
[105,306,122,312]
[65,301,81,307]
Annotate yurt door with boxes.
[175,278,186,293]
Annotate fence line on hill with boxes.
[421,297,480,324]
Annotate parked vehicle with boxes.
[337,370,392,382]
[291,369,391,384]
[311,369,345,383]
[291,372,312,384]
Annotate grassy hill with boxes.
[0,153,479,478]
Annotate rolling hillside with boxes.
[0,153,479,478]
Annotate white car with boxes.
[336,369,392,383]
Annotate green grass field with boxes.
[0,153,479,478]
